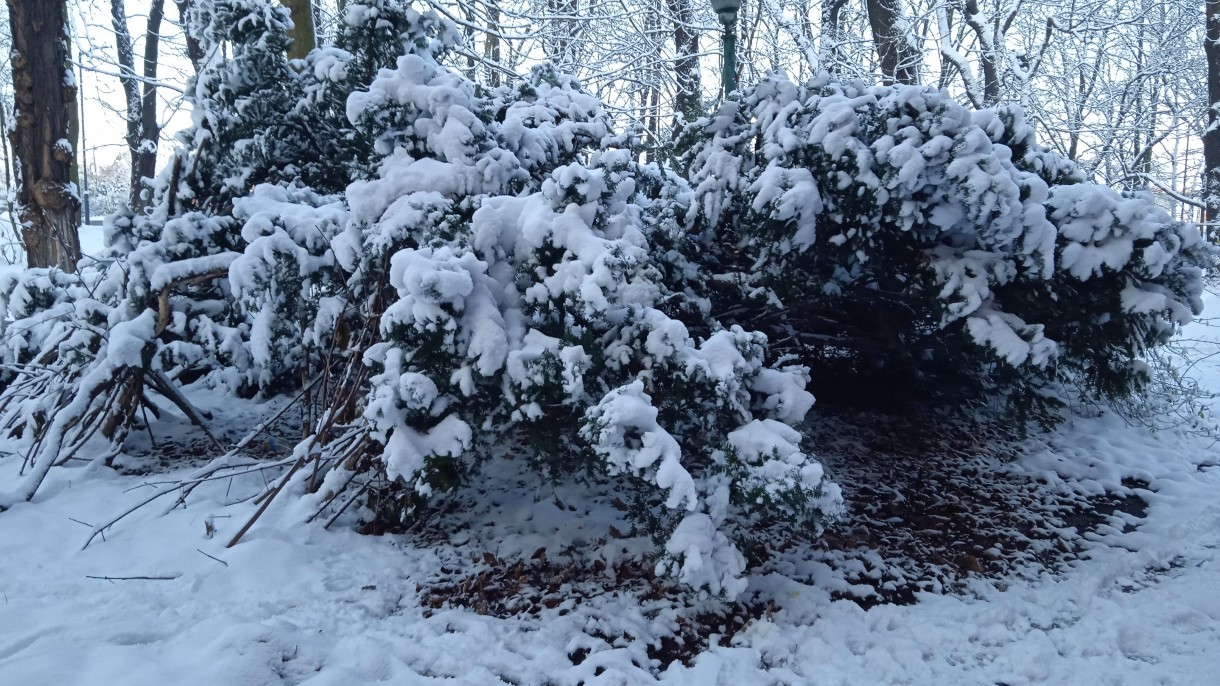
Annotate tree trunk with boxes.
[668,0,700,126]
[1205,0,1220,241]
[546,0,577,65]
[865,0,919,85]
[137,0,165,199]
[0,102,21,246]
[485,5,501,87]
[112,0,165,213]
[174,0,206,73]
[67,41,80,192]
[280,0,316,61]
[6,0,80,271]
[963,0,1000,105]
[820,0,848,75]
[463,4,477,78]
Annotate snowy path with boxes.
[3,317,1220,684]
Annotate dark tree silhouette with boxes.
[6,0,80,271]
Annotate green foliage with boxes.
[679,75,1215,420]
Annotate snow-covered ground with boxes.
[2,299,1219,684]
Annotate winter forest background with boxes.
[3,0,1217,233]
[1,1,1220,683]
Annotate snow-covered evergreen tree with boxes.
[679,75,1214,420]
[4,1,1209,598]
[2,1,842,596]
[0,0,315,507]
[301,21,840,597]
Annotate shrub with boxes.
[3,4,1209,598]
[1,1,841,597]
[678,75,1213,421]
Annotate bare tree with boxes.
[925,0,1054,108]
[174,0,206,72]
[1021,0,1202,195]
[669,0,700,125]
[111,0,167,212]
[866,0,920,84]
[543,0,578,66]
[484,2,502,87]
[420,0,714,145]
[119,0,1203,221]
[1207,0,1220,238]
[6,0,80,271]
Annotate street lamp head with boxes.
[710,0,739,24]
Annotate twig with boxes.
[82,376,325,546]
[86,574,181,581]
[306,465,362,523]
[164,377,326,510]
[165,456,297,513]
[324,479,371,530]
[196,549,229,567]
[235,375,327,452]
[83,455,294,549]
[226,456,307,548]
[82,483,188,549]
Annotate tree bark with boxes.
[820,0,848,75]
[6,0,81,271]
[668,0,700,126]
[865,0,919,85]
[485,5,502,87]
[174,0,206,73]
[280,0,316,61]
[67,41,80,191]
[112,0,165,213]
[1205,0,1220,240]
[138,0,165,199]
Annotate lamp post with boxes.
[710,0,740,97]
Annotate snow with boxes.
[1,19,1217,683]
[965,310,1056,367]
[362,345,474,486]
[0,222,106,268]
[3,291,1219,682]
[583,380,697,513]
[661,513,749,600]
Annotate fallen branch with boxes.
[82,455,296,549]
[226,455,307,548]
[306,464,363,523]
[197,548,229,567]
[164,376,326,511]
[155,267,230,337]
[80,374,327,548]
[324,479,371,530]
[147,370,225,452]
[86,574,181,581]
